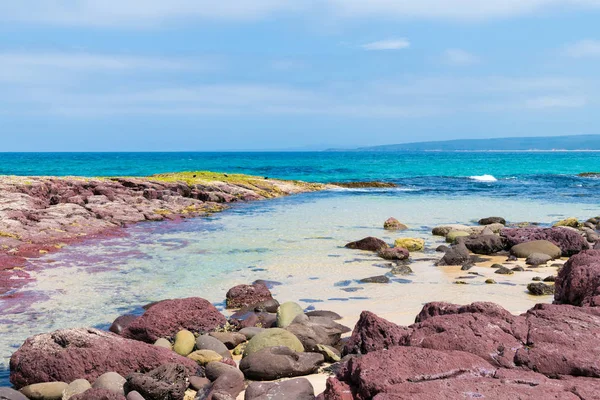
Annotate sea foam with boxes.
[469,174,498,182]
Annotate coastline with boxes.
[0,172,327,296]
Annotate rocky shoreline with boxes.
[0,172,327,296]
[3,214,600,399]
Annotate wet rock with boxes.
[92,372,126,395]
[460,262,473,270]
[532,276,542,281]
[239,346,324,381]
[70,388,126,400]
[344,237,388,252]
[343,311,410,356]
[9,328,198,389]
[463,235,506,255]
[62,379,92,400]
[252,279,282,289]
[394,238,424,251]
[0,388,28,400]
[554,249,600,306]
[510,240,562,259]
[244,378,315,400]
[19,382,68,400]
[526,252,552,265]
[485,279,496,284]
[109,315,138,335]
[436,243,470,266]
[173,329,196,356]
[359,275,389,284]
[435,245,449,252]
[276,302,304,328]
[122,297,226,343]
[390,264,413,275]
[495,266,514,275]
[195,334,231,359]
[502,227,588,257]
[527,283,555,296]
[377,247,409,261]
[124,363,189,400]
[383,217,408,231]
[225,283,273,309]
[491,263,503,268]
[479,217,506,225]
[243,328,304,358]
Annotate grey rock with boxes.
[359,275,390,283]
[526,253,552,266]
[92,372,126,395]
[125,392,145,400]
[62,379,91,400]
[495,267,514,275]
[244,378,315,400]
[239,346,324,380]
[238,327,265,340]
[0,388,29,400]
[196,334,231,359]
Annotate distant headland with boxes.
[328,134,600,152]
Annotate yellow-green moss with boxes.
[0,231,20,240]
[154,209,172,216]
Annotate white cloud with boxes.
[525,95,587,109]
[361,38,410,51]
[563,39,600,57]
[3,0,600,26]
[443,49,480,66]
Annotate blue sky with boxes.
[1,1,600,151]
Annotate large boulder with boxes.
[344,237,388,252]
[243,328,304,358]
[276,302,304,328]
[436,243,470,266]
[554,249,600,306]
[239,346,324,381]
[502,227,588,257]
[463,235,506,255]
[122,297,226,343]
[9,328,198,389]
[225,283,273,309]
[244,378,315,400]
[510,240,562,259]
[342,311,410,356]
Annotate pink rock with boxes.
[317,378,353,400]
[70,388,126,400]
[414,301,515,323]
[501,227,588,256]
[554,249,600,306]
[342,311,411,356]
[9,328,199,388]
[225,283,273,309]
[122,297,226,343]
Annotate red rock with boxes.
[342,311,411,356]
[9,328,199,389]
[109,314,139,335]
[70,388,126,400]
[514,303,600,377]
[414,301,515,323]
[225,283,273,309]
[554,250,600,306]
[344,237,388,252]
[377,247,409,261]
[122,297,226,343]
[501,227,588,256]
[318,378,354,400]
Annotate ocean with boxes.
[1,151,600,386]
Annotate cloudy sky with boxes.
[1,1,600,151]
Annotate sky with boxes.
[1,1,600,151]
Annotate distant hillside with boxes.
[339,134,600,152]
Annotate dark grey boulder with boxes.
[436,243,470,266]
[244,378,315,400]
[527,283,555,296]
[239,346,324,380]
[196,334,231,359]
[478,217,506,225]
[464,235,506,255]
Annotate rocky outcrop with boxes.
[9,328,198,388]
[501,227,588,256]
[0,173,325,295]
[342,311,410,356]
[121,297,226,343]
[225,283,273,309]
[554,249,600,306]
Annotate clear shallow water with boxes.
[1,189,599,386]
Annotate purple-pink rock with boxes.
[414,301,515,323]
[342,311,410,356]
[225,283,273,309]
[9,328,199,389]
[554,249,600,306]
[501,227,588,256]
[377,247,409,261]
[70,388,126,400]
[122,297,226,343]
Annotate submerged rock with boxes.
[383,217,408,231]
[359,275,390,284]
[377,247,409,261]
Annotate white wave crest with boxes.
[469,174,498,182]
